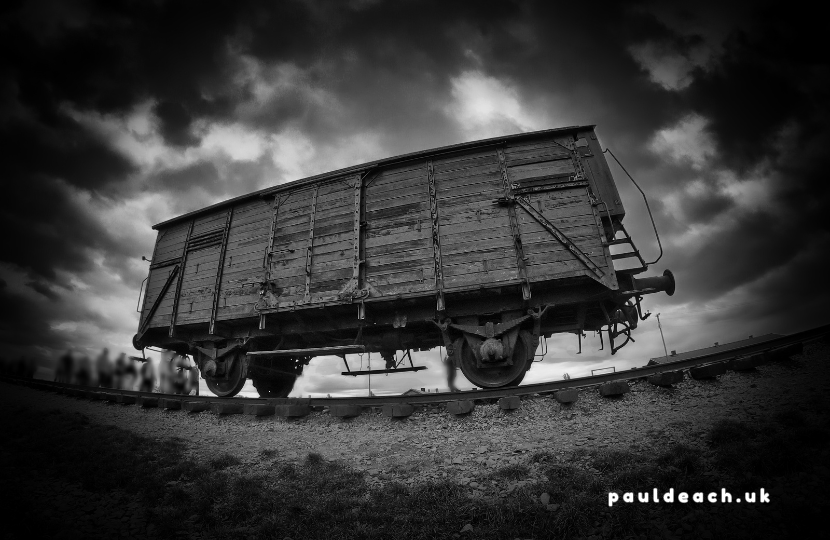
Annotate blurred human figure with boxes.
[185,357,200,396]
[113,352,127,390]
[25,356,36,379]
[158,351,174,393]
[55,350,74,383]
[13,356,25,378]
[138,357,155,392]
[26,357,37,378]
[171,354,188,395]
[75,354,92,387]
[563,373,570,380]
[122,356,138,390]
[444,354,459,393]
[96,348,114,388]
[15,356,35,379]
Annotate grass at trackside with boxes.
[1,400,829,540]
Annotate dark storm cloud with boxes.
[0,173,124,282]
[1,0,242,149]
[670,211,800,300]
[147,157,278,216]
[26,281,60,302]
[149,161,222,195]
[227,1,532,151]
[0,285,62,350]
[0,272,129,367]
[154,100,201,148]
[678,190,735,224]
[0,0,251,306]
[658,5,830,328]
[0,114,135,192]
[684,7,829,175]
[0,0,826,368]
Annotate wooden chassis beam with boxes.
[248,345,366,358]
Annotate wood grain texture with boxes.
[147,129,619,326]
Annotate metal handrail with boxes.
[135,276,149,313]
[603,148,663,265]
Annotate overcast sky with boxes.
[1,0,827,396]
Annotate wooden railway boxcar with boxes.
[135,126,674,397]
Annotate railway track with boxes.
[5,323,828,416]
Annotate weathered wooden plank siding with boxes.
[142,127,621,329]
[215,197,277,320]
[140,218,195,328]
[140,263,178,328]
[434,149,519,289]
[575,128,625,217]
[513,186,611,284]
[364,163,433,296]
[177,244,221,324]
[307,179,355,302]
[151,222,189,263]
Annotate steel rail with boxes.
[5,323,827,409]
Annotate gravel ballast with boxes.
[3,341,829,500]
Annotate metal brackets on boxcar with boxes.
[352,174,363,285]
[168,221,194,337]
[334,170,375,319]
[449,316,529,340]
[256,194,288,324]
[303,185,319,304]
[192,342,245,379]
[208,208,234,335]
[608,301,639,354]
[529,304,552,351]
[434,319,456,361]
[427,160,446,314]
[134,264,180,349]
[499,194,609,287]
[450,317,528,368]
[496,147,532,303]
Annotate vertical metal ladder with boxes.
[606,222,649,274]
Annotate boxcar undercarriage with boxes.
[134,126,675,397]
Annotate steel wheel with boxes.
[252,375,296,398]
[205,352,247,397]
[459,331,532,388]
[504,366,529,387]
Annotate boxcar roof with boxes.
[153,124,595,229]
